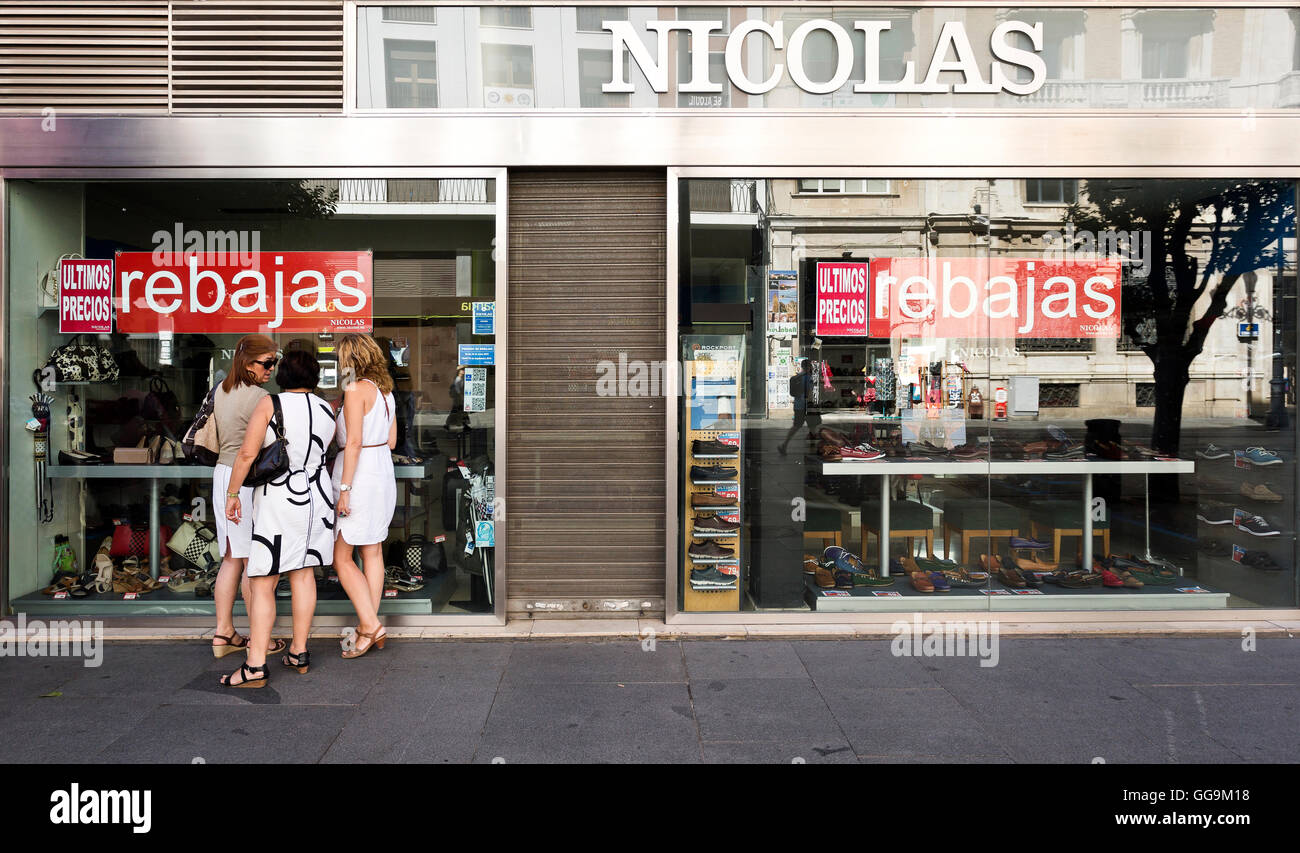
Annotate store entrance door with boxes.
[506,170,667,617]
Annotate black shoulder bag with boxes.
[244,395,290,487]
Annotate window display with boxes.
[679,177,1297,612]
[7,178,498,616]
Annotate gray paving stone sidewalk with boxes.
[1,638,1297,764]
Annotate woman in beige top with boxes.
[209,334,285,658]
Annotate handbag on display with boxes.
[142,376,181,434]
[244,394,289,487]
[109,521,172,565]
[40,253,81,304]
[404,534,446,577]
[44,335,120,383]
[182,386,221,466]
[166,520,220,573]
[114,431,181,464]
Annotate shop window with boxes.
[674,176,1298,618]
[579,49,629,108]
[577,6,627,33]
[1025,179,1077,204]
[797,179,890,194]
[482,43,534,88]
[384,40,438,108]
[382,6,436,24]
[5,178,499,618]
[1039,383,1081,407]
[480,7,531,29]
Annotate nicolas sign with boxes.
[604,18,1046,97]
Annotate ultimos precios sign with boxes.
[114,251,374,334]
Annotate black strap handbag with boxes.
[244,395,290,487]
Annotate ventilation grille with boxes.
[169,0,343,112]
[0,1,169,112]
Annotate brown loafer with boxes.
[909,571,935,593]
[997,567,1027,588]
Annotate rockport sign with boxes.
[604,19,1046,96]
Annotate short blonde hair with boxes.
[337,334,394,395]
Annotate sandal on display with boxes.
[341,625,387,659]
[282,649,310,675]
[219,662,268,689]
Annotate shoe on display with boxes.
[1195,502,1234,525]
[1088,440,1123,461]
[823,546,890,585]
[1244,447,1282,466]
[688,540,736,560]
[689,566,738,588]
[1045,444,1084,459]
[692,438,738,456]
[815,566,837,588]
[695,515,741,535]
[907,441,949,457]
[951,444,989,460]
[690,465,738,482]
[691,492,736,509]
[1241,550,1283,571]
[1240,482,1284,503]
[839,443,886,460]
[1009,536,1050,550]
[1196,444,1231,460]
[1237,514,1280,537]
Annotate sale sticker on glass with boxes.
[59,259,114,334]
[815,262,870,336]
[114,251,373,334]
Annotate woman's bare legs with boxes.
[332,535,381,637]
[221,574,276,685]
[287,568,316,656]
[213,541,276,652]
[360,543,385,623]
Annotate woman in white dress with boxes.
[220,350,337,687]
[332,334,397,659]
[210,334,285,659]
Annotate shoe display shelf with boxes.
[682,355,742,609]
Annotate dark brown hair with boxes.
[222,334,278,393]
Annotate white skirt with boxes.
[331,448,397,546]
[212,463,254,559]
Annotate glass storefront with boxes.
[6,178,498,616]
[678,177,1298,612]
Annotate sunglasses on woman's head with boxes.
[253,357,279,369]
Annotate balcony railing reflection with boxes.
[689,179,758,214]
[309,179,493,204]
[1009,78,1230,108]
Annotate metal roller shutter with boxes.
[170,0,343,112]
[507,170,667,617]
[0,1,169,112]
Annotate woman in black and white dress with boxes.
[220,350,336,688]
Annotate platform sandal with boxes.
[282,649,310,674]
[219,662,267,689]
[341,625,387,659]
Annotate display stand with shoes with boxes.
[682,339,743,610]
